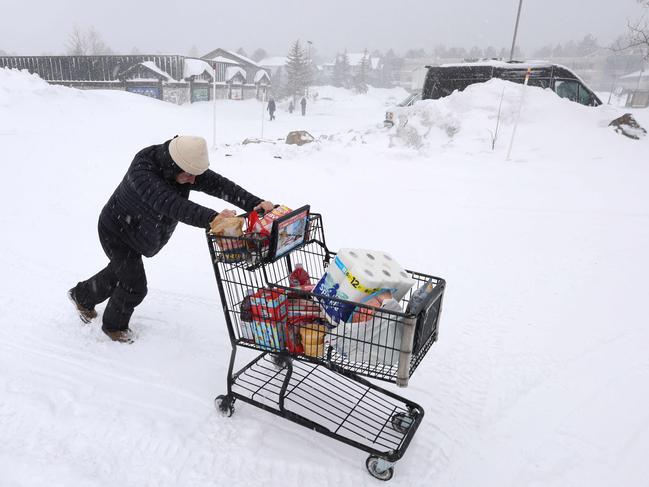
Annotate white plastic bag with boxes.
[331,298,403,366]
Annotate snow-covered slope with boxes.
[1,68,648,486]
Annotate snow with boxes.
[183,58,215,80]
[440,59,557,69]
[253,70,270,83]
[1,67,649,486]
[259,56,287,67]
[221,50,262,68]
[140,61,175,81]
[225,66,247,82]
[210,56,240,65]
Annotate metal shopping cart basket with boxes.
[206,208,445,481]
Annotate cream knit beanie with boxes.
[169,136,210,175]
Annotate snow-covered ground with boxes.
[1,68,648,486]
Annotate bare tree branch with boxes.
[66,27,112,55]
[611,5,649,60]
[67,27,88,55]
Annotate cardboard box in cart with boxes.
[250,289,287,350]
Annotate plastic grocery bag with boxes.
[210,216,246,262]
[330,298,403,366]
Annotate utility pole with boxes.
[307,40,313,97]
[509,0,524,62]
[506,68,531,161]
[212,62,217,149]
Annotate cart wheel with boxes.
[366,456,394,481]
[214,394,235,417]
[271,354,292,369]
[390,412,413,434]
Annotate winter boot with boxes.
[68,288,98,323]
[102,326,134,344]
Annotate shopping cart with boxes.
[206,209,445,481]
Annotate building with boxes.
[0,53,271,104]
[201,48,271,100]
[617,69,649,107]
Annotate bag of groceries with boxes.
[209,215,246,263]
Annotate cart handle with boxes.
[236,204,279,219]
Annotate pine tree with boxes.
[354,49,370,94]
[251,48,267,62]
[468,46,483,60]
[484,46,498,59]
[577,34,599,56]
[332,50,351,88]
[284,40,311,99]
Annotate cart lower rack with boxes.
[207,211,445,480]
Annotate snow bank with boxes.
[1,68,648,487]
[387,78,639,158]
[0,68,73,104]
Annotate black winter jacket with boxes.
[99,141,263,257]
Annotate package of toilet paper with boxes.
[314,248,415,325]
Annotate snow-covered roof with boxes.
[259,56,287,67]
[439,60,553,69]
[183,58,214,79]
[254,70,270,83]
[222,50,262,68]
[140,61,175,81]
[225,66,247,81]
[211,56,240,65]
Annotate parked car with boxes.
[422,60,602,107]
[384,92,421,127]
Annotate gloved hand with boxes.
[253,201,275,213]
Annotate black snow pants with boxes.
[73,222,148,332]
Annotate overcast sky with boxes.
[1,0,645,59]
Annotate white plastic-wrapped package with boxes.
[314,248,415,325]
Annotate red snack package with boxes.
[289,263,311,287]
[248,205,292,236]
[285,322,304,354]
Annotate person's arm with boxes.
[192,169,264,212]
[127,164,217,228]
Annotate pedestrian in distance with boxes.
[68,135,274,343]
[288,99,294,114]
[267,97,276,121]
[300,96,307,116]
